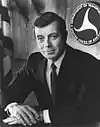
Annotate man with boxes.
[2,12,100,126]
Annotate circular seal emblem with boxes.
[70,1,100,45]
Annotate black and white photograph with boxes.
[1,0,100,127]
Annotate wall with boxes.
[11,0,100,59]
[11,11,28,59]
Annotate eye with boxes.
[49,34,58,40]
[38,37,43,41]
[37,36,44,42]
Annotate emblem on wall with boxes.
[70,1,100,45]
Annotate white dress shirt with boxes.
[46,50,66,94]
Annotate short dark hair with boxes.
[34,12,67,41]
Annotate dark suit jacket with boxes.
[2,45,100,125]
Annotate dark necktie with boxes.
[50,63,57,104]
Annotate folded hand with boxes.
[3,103,42,126]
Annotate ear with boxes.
[64,30,68,41]
[65,30,68,37]
[33,27,36,39]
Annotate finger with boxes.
[26,106,40,121]
[3,116,19,123]
[23,105,40,122]
[8,121,20,125]
[5,105,10,112]
[15,113,27,126]
[16,108,33,125]
[10,105,29,125]
[23,106,38,121]
[19,106,37,124]
[5,103,18,112]
[8,119,26,126]
[24,109,37,124]
[26,106,39,118]
[6,117,21,125]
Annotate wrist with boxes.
[39,111,44,122]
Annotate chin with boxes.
[42,52,57,59]
[46,56,54,59]
[45,54,54,58]
[47,55,57,61]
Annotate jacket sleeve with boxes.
[2,53,40,107]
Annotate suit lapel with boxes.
[57,47,68,78]
[57,45,73,80]
[55,46,73,97]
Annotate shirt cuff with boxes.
[43,109,51,123]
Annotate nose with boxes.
[44,37,51,47]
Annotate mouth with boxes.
[44,50,55,54]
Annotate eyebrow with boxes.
[37,35,44,38]
[36,32,58,38]
[48,32,58,37]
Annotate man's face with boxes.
[34,21,66,61]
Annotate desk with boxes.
[1,121,100,127]
[0,108,99,127]
[0,122,52,127]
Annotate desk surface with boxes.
[1,122,100,127]
[0,122,52,127]
[0,108,99,127]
